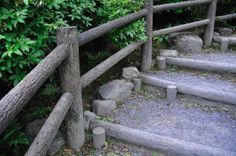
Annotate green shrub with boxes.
[97,0,147,48]
[0,0,96,86]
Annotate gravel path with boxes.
[179,51,236,64]
[145,71,236,94]
[110,91,236,152]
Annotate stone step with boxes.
[141,71,236,105]
[162,52,236,73]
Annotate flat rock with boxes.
[159,49,178,57]
[98,79,134,100]
[171,34,203,53]
[218,27,233,36]
[93,100,117,116]
[122,67,140,80]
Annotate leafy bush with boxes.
[0,120,29,156]
[97,0,147,48]
[0,0,96,86]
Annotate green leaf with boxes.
[24,0,29,5]
[0,35,6,40]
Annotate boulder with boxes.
[159,49,178,57]
[122,67,140,80]
[93,100,117,116]
[25,119,65,156]
[218,27,233,37]
[173,34,203,53]
[98,79,134,100]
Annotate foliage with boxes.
[0,0,96,86]
[0,120,29,156]
[97,0,147,48]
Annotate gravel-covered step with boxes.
[109,91,236,155]
[141,71,236,105]
[163,52,236,73]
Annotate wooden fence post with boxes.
[141,0,153,71]
[57,27,85,149]
[204,0,217,46]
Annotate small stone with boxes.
[93,100,117,116]
[218,27,233,36]
[132,78,142,92]
[84,111,96,130]
[159,49,178,57]
[122,67,140,80]
[98,79,134,100]
[93,127,105,149]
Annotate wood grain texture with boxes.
[216,13,236,21]
[80,41,144,88]
[25,93,74,156]
[153,19,210,36]
[79,9,147,46]
[204,0,217,46]
[90,120,236,156]
[57,27,85,149]
[141,0,153,71]
[153,0,212,13]
[0,44,69,135]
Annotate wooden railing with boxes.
[0,0,235,155]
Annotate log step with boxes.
[141,71,236,105]
[165,57,236,73]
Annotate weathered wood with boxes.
[90,120,235,156]
[25,93,74,156]
[0,45,69,135]
[80,41,144,88]
[204,0,217,46]
[166,57,236,74]
[216,13,236,21]
[153,0,212,13]
[141,0,153,71]
[153,19,210,36]
[79,9,147,46]
[57,27,84,149]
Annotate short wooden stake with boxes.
[93,127,106,149]
[220,38,229,52]
[167,85,177,103]
[57,27,85,149]
[157,56,166,70]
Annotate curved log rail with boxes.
[0,0,234,155]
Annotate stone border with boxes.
[165,57,236,73]
[90,120,235,156]
[140,73,236,105]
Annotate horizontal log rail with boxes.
[78,0,213,47]
[81,41,144,88]
[25,93,74,156]
[79,9,147,46]
[153,19,210,36]
[153,0,212,13]
[0,44,69,134]
[216,13,236,21]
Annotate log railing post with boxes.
[204,0,217,46]
[141,0,153,71]
[57,27,85,149]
